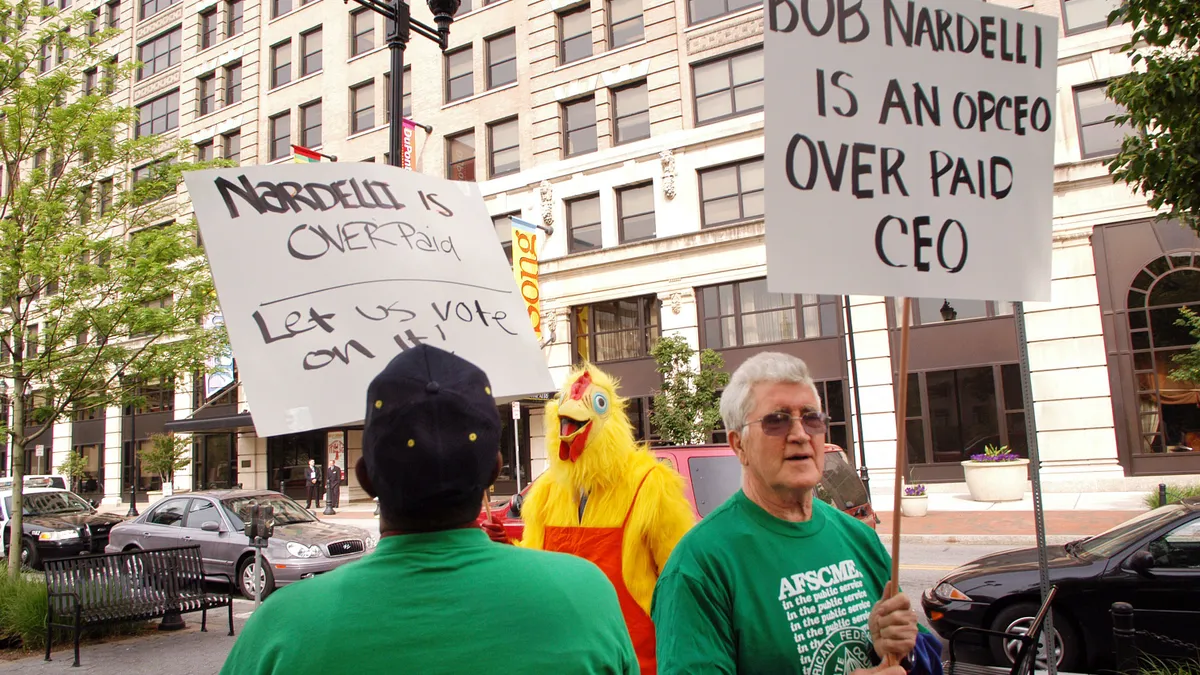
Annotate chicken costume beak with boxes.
[557,399,592,462]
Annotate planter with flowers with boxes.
[961,444,1029,502]
[901,484,929,517]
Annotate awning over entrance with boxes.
[163,412,255,434]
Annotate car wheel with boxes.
[989,602,1081,672]
[20,538,40,570]
[237,556,275,600]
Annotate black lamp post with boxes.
[125,398,139,518]
[939,300,957,322]
[345,0,458,168]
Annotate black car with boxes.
[922,498,1200,673]
[0,487,125,569]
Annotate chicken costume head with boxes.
[545,365,638,491]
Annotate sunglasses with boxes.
[744,411,829,437]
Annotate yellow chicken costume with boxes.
[508,365,695,675]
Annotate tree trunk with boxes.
[7,378,27,579]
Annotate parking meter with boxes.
[242,503,275,608]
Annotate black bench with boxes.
[44,545,234,667]
[946,586,1058,675]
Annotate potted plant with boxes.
[139,433,191,498]
[961,444,1029,502]
[901,484,929,517]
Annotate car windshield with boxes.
[1075,505,1186,558]
[4,491,93,516]
[689,455,743,517]
[221,495,316,528]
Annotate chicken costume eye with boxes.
[593,392,609,413]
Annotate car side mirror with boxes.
[89,499,99,509]
[1128,550,1155,577]
[509,493,525,519]
[201,521,222,533]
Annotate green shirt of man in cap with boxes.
[221,345,637,675]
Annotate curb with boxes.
[886,533,1079,546]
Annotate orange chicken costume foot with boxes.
[486,365,695,675]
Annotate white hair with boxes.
[719,352,819,432]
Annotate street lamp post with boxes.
[345,0,459,168]
[126,398,139,518]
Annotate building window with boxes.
[300,27,322,76]
[698,156,763,227]
[899,298,1014,326]
[563,96,597,157]
[197,74,216,115]
[608,0,643,48]
[137,28,180,80]
[124,378,175,415]
[492,212,516,263]
[446,130,475,181]
[351,80,375,134]
[224,62,242,104]
[98,179,113,215]
[559,5,592,65]
[1061,0,1122,34]
[196,140,214,161]
[384,68,413,119]
[567,194,601,253]
[814,380,850,452]
[903,365,1028,467]
[688,0,756,24]
[38,42,51,73]
[486,30,516,89]
[139,0,177,21]
[693,48,764,125]
[300,99,322,148]
[488,118,519,178]
[572,295,661,363]
[271,40,291,89]
[617,182,655,243]
[106,0,120,28]
[272,0,291,18]
[222,130,241,163]
[269,112,291,160]
[135,90,179,137]
[445,46,473,103]
[350,9,373,56]
[83,68,97,95]
[613,81,649,144]
[199,9,217,49]
[1074,82,1127,159]
[698,278,839,348]
[457,0,473,13]
[25,324,38,357]
[225,0,242,37]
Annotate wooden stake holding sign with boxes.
[888,298,912,596]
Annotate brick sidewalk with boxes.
[876,509,1144,537]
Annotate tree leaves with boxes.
[650,335,730,446]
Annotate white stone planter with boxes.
[900,495,929,517]
[961,459,1030,502]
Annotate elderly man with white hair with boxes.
[651,351,942,675]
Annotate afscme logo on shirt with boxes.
[778,560,863,600]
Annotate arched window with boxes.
[1127,254,1200,455]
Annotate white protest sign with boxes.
[184,163,555,438]
[764,0,1058,302]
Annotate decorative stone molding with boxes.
[540,180,554,227]
[132,68,180,102]
[664,289,694,314]
[137,6,183,42]
[687,15,763,55]
[660,149,676,200]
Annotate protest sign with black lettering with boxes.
[764,0,1058,302]
[183,163,554,438]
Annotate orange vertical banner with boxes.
[510,217,542,341]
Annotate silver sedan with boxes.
[106,489,376,599]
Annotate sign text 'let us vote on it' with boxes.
[764,0,1059,302]
[184,163,554,438]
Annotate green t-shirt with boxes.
[652,491,902,675]
[221,528,638,675]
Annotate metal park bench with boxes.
[945,587,1058,675]
[44,545,234,667]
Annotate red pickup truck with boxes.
[479,444,877,541]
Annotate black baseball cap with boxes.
[362,345,501,517]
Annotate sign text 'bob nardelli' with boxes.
[184,163,554,438]
[764,0,1059,303]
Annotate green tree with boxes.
[139,433,190,487]
[1169,307,1200,383]
[0,0,224,576]
[650,335,730,445]
[57,449,87,494]
[1105,0,1200,232]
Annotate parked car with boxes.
[106,489,376,599]
[921,498,1200,672]
[479,444,877,541]
[0,474,69,491]
[0,484,125,569]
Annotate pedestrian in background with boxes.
[303,458,322,510]
[221,345,637,675]
[326,458,342,509]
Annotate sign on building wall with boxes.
[183,163,555,438]
[204,313,235,399]
[764,0,1059,302]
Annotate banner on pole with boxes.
[510,217,542,341]
[183,163,555,438]
[764,0,1059,302]
[401,119,416,170]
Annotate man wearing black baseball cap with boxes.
[222,345,637,675]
